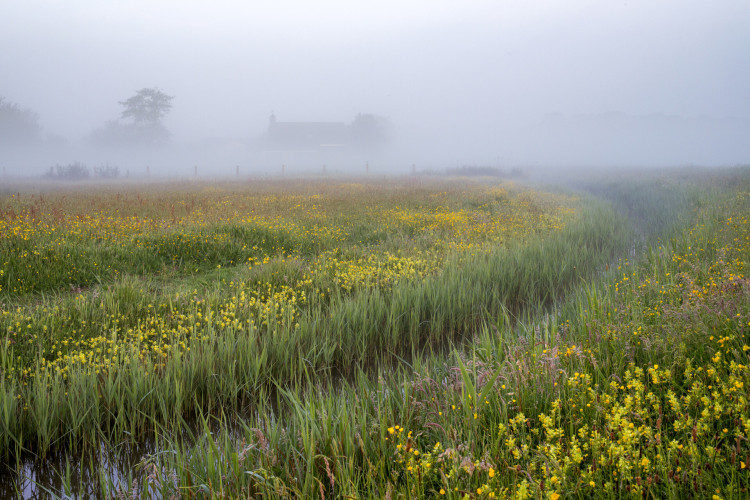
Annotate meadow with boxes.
[1,168,748,498]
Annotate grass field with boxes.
[1,168,749,498]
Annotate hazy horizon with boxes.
[2,0,749,175]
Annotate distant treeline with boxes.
[44,163,120,181]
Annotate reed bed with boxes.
[1,179,585,463]
[115,169,750,499]
[2,168,744,497]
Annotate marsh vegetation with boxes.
[1,167,749,498]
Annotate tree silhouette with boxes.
[348,113,391,151]
[0,96,42,145]
[91,88,174,147]
[119,88,173,127]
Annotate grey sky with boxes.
[1,0,749,168]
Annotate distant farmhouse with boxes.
[259,113,391,169]
[265,114,347,152]
[263,113,390,152]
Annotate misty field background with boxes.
[1,167,749,498]
[3,2,750,497]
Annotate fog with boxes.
[1,0,749,178]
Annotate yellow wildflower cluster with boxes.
[380,189,750,498]
[0,181,575,296]
[1,180,577,398]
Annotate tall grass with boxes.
[132,169,750,498]
[2,169,739,497]
[0,199,629,463]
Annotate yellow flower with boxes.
[551,494,560,500]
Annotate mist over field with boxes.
[1,0,749,177]
[3,4,750,494]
